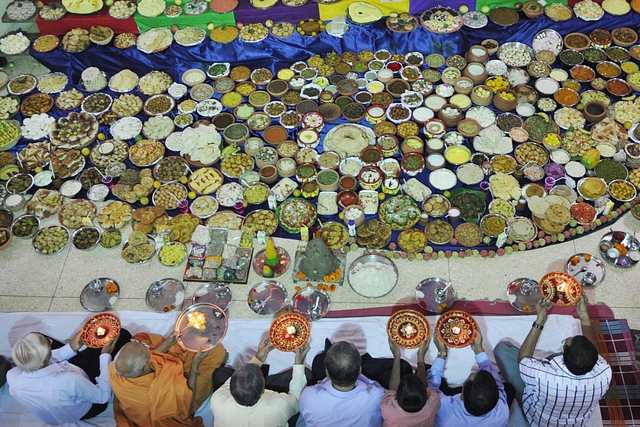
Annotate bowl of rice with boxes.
[348,254,398,298]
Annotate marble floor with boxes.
[1,53,639,329]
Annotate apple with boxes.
[105,0,114,6]
[35,1,44,8]
[265,19,273,28]
[514,2,523,10]
[459,5,469,13]
[174,0,182,5]
[236,21,244,28]
[171,24,180,33]
[207,22,215,30]
[481,5,490,13]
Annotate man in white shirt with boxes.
[7,329,124,425]
[211,337,310,427]
[494,295,612,427]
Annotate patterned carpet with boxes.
[598,320,640,427]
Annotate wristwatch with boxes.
[532,321,544,330]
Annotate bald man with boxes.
[108,332,226,427]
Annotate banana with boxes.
[220,143,240,159]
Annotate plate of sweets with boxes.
[436,310,478,348]
[539,271,581,306]
[81,313,121,348]
[387,309,430,349]
[269,312,311,351]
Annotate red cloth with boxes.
[36,0,139,36]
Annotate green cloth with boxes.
[474,0,568,13]
[134,0,235,33]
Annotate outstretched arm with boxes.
[388,338,402,391]
[576,294,600,353]
[518,299,550,362]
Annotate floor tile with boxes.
[0,296,53,312]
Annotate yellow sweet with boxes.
[159,243,186,266]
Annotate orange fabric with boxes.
[108,333,226,427]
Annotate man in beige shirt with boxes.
[210,337,310,427]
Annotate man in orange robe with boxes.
[108,332,226,427]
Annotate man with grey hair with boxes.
[297,340,386,427]
[6,328,126,425]
[109,331,226,427]
[211,336,311,427]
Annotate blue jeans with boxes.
[494,341,526,406]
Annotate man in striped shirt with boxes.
[494,295,612,427]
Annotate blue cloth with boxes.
[427,352,510,427]
[6,344,112,425]
[26,12,635,250]
[298,374,385,427]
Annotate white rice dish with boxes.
[349,260,398,298]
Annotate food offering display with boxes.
[2,0,640,293]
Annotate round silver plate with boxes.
[174,302,227,352]
[80,278,119,312]
[292,286,331,321]
[565,253,606,286]
[248,280,288,315]
[415,277,456,313]
[146,278,186,312]
[507,278,541,312]
[191,282,232,311]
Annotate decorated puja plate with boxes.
[243,209,278,236]
[323,123,376,159]
[315,221,348,250]
[175,302,227,352]
[387,309,430,349]
[270,313,310,351]
[81,313,121,348]
[252,246,290,278]
[436,310,478,348]
[598,231,640,268]
[80,278,120,312]
[539,271,582,306]
[566,253,606,286]
[507,278,541,312]
[378,195,420,230]
[276,198,317,234]
[420,7,463,34]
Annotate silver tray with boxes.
[248,280,288,315]
[598,231,640,268]
[506,278,541,312]
[415,277,456,313]
[566,253,606,286]
[175,302,227,352]
[80,278,119,312]
[146,278,186,312]
[292,286,331,321]
[192,282,232,311]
